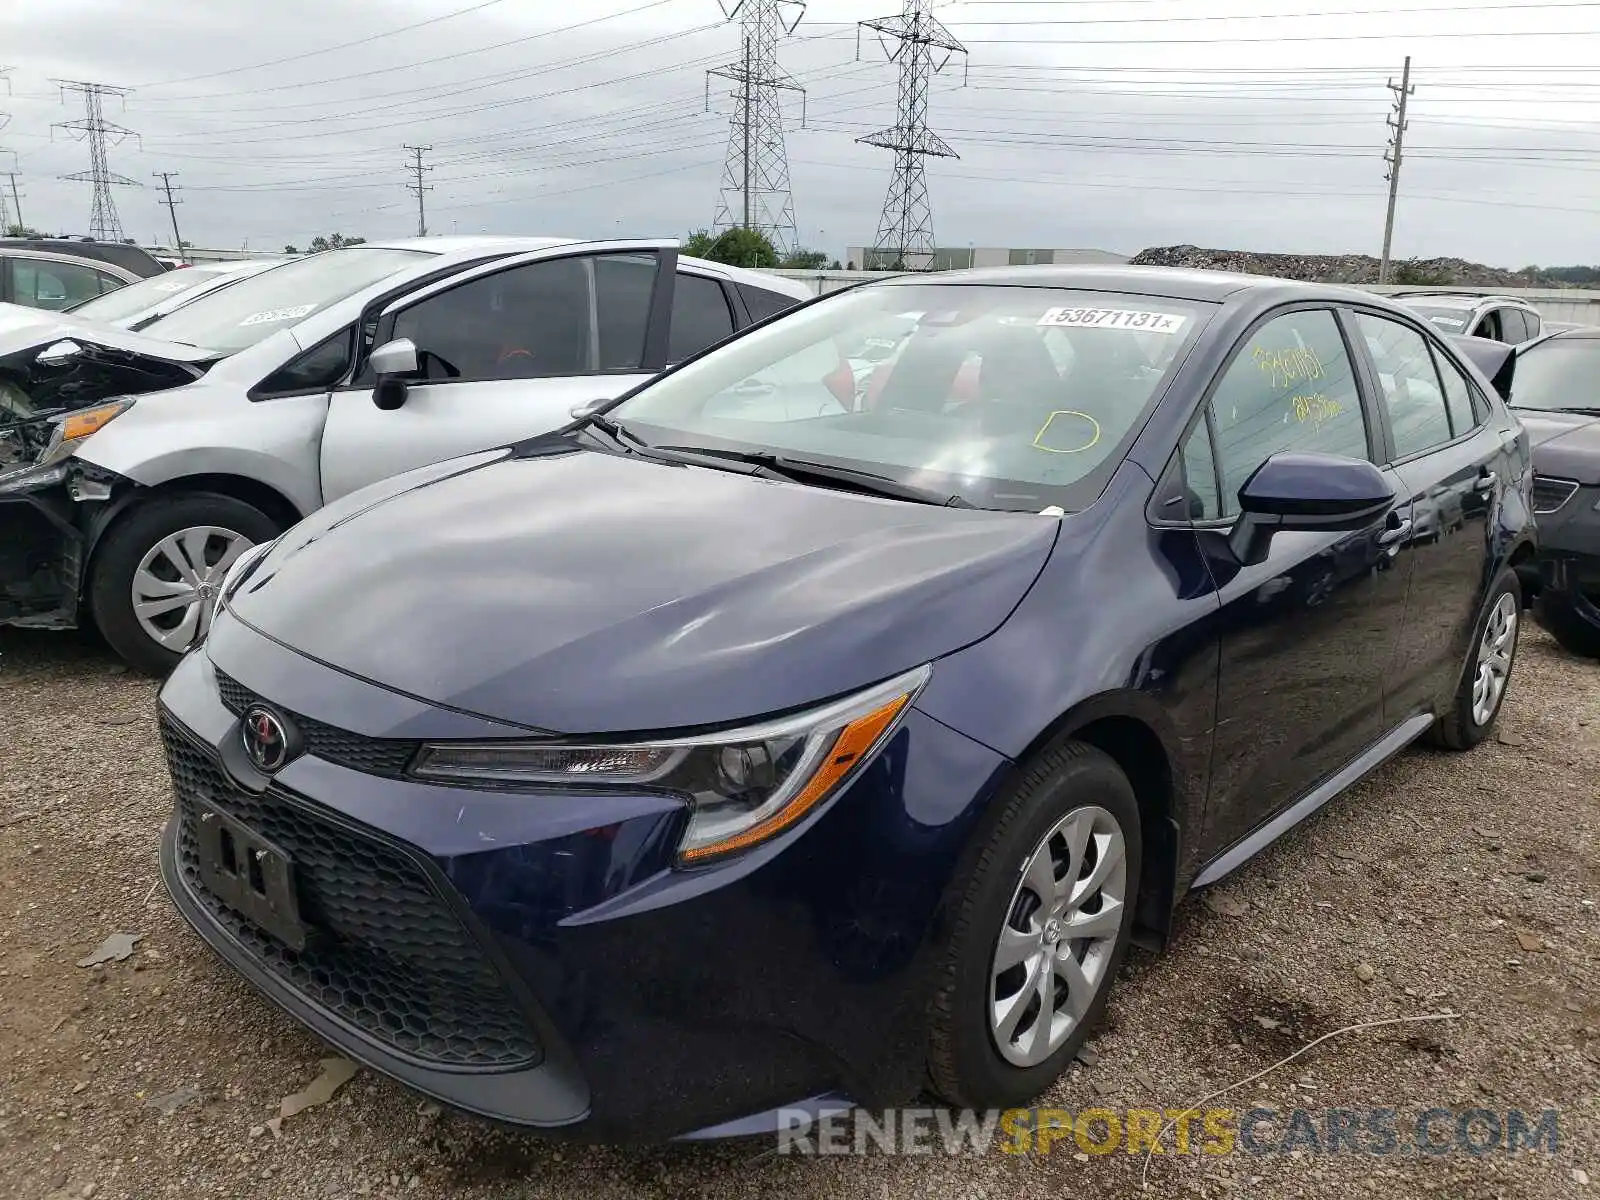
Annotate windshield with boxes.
[1510,338,1600,412]
[1407,305,1473,335]
[611,284,1210,511]
[137,248,434,353]
[66,267,231,324]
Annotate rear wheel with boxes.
[88,493,281,675]
[1536,588,1600,660]
[1429,569,1521,751]
[927,740,1141,1108]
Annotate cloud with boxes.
[1,0,1595,266]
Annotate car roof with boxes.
[866,264,1379,303]
[1392,292,1529,310]
[0,237,167,278]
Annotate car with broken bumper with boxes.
[156,266,1534,1142]
[0,237,807,672]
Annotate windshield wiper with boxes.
[653,444,975,508]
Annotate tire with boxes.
[927,739,1142,1109]
[1535,588,1600,660]
[1427,568,1522,751]
[88,493,282,675]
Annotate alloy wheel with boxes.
[989,804,1127,1068]
[130,526,254,653]
[1470,591,1518,726]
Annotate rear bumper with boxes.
[155,620,1010,1141]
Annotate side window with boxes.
[390,256,594,382]
[14,259,111,310]
[739,283,802,322]
[1497,309,1529,344]
[593,254,657,372]
[667,272,735,363]
[1356,312,1453,458]
[1177,413,1224,521]
[1523,310,1541,340]
[1430,346,1480,437]
[95,270,124,296]
[1210,308,1367,514]
[256,328,354,395]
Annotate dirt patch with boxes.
[1,625,1597,1199]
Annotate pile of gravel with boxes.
[1128,243,1543,287]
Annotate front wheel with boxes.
[88,493,282,674]
[927,740,1141,1109]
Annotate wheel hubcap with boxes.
[989,805,1127,1068]
[130,526,254,653]
[1470,592,1518,727]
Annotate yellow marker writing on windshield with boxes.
[1033,410,1102,454]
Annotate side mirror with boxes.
[1228,452,1394,566]
[369,337,418,411]
[1449,334,1516,403]
[569,398,608,421]
[37,340,82,367]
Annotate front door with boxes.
[1349,309,1502,718]
[319,246,676,503]
[1187,307,1416,856]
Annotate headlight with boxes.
[37,399,136,469]
[213,538,275,622]
[411,665,931,864]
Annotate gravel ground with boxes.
[1,623,1597,1200]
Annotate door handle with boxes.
[1377,517,1413,547]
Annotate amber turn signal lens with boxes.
[59,406,126,441]
[677,692,911,863]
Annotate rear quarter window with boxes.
[739,283,803,323]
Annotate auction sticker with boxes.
[238,303,317,327]
[1038,307,1187,334]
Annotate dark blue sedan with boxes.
[156,266,1536,1142]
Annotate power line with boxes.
[708,0,806,253]
[52,80,139,241]
[403,144,434,236]
[153,170,185,260]
[945,0,1600,22]
[1379,55,1414,284]
[858,0,968,271]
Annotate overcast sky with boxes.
[1,0,1596,266]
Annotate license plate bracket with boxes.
[193,805,309,952]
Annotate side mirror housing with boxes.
[1449,334,1516,403]
[368,337,418,411]
[1228,451,1395,566]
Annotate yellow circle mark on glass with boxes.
[1032,410,1102,454]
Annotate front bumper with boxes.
[0,470,82,626]
[156,617,1009,1141]
[1529,480,1600,595]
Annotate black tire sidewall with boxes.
[1435,568,1522,750]
[88,493,281,675]
[929,743,1142,1109]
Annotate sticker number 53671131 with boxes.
[1038,307,1187,334]
[237,303,318,328]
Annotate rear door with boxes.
[1348,308,1504,718]
[318,242,677,502]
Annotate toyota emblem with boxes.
[241,706,298,773]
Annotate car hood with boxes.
[1521,410,1600,485]
[227,445,1059,733]
[0,312,219,364]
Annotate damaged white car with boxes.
[0,237,809,671]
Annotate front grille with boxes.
[161,712,541,1070]
[1532,475,1580,515]
[214,669,418,778]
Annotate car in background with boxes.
[1504,325,1600,658]
[62,258,288,331]
[153,266,1533,1142]
[0,236,809,671]
[0,237,167,280]
[1391,291,1544,347]
[0,245,146,311]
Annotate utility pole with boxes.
[858,0,968,272]
[1379,55,1413,286]
[53,79,139,241]
[153,171,185,261]
[4,170,21,230]
[707,1,805,254]
[403,145,433,237]
[0,67,12,232]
